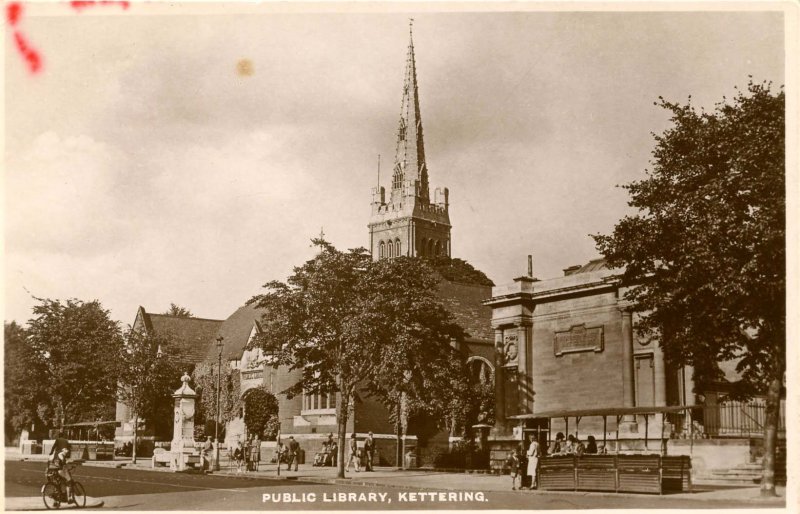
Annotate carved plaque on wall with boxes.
[554,324,604,356]
[503,333,519,367]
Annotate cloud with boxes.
[5,132,133,256]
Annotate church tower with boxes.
[368,24,451,260]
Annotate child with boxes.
[233,441,244,473]
[507,449,521,490]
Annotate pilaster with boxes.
[492,329,508,435]
[618,307,638,433]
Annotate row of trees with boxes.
[249,241,491,478]
[4,300,194,449]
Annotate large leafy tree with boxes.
[359,256,469,465]
[4,322,48,442]
[26,298,123,429]
[250,239,376,478]
[593,81,784,496]
[423,256,495,286]
[116,328,181,463]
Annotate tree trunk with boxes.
[132,414,139,464]
[395,401,402,469]
[760,377,781,497]
[336,385,350,479]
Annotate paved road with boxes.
[4,461,772,510]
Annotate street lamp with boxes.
[213,336,224,472]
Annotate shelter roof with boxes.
[508,405,692,420]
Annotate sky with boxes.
[4,5,786,326]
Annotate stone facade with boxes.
[485,260,681,444]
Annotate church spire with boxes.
[392,19,429,201]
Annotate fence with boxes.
[667,398,785,438]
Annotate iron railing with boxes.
[666,398,785,438]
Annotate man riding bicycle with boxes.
[48,446,74,503]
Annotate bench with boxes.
[152,448,172,468]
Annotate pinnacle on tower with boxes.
[393,20,429,201]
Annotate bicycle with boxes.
[42,465,86,509]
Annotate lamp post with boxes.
[214,336,224,471]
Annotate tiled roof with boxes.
[204,302,267,363]
[135,307,223,368]
[436,280,493,342]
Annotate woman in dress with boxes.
[526,434,540,490]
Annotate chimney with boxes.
[527,255,533,278]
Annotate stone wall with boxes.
[531,290,624,414]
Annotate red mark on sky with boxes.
[13,31,42,73]
[6,2,42,74]
[70,0,130,12]
[7,2,22,26]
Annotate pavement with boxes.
[5,448,787,509]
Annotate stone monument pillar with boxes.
[171,372,197,472]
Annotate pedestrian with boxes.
[516,441,529,489]
[250,435,261,472]
[526,434,540,490]
[243,436,252,471]
[364,431,375,471]
[329,436,338,467]
[286,436,299,471]
[506,448,521,490]
[202,436,213,473]
[233,440,244,473]
[274,439,286,466]
[346,433,360,472]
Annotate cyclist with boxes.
[49,446,74,503]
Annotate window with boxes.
[467,357,494,385]
[302,392,334,412]
[379,241,385,259]
[388,241,394,258]
[392,163,403,190]
[395,239,402,257]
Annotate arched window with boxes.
[392,163,403,190]
[379,241,385,260]
[435,240,442,256]
[388,241,394,259]
[428,239,435,257]
[466,356,494,385]
[395,239,402,257]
